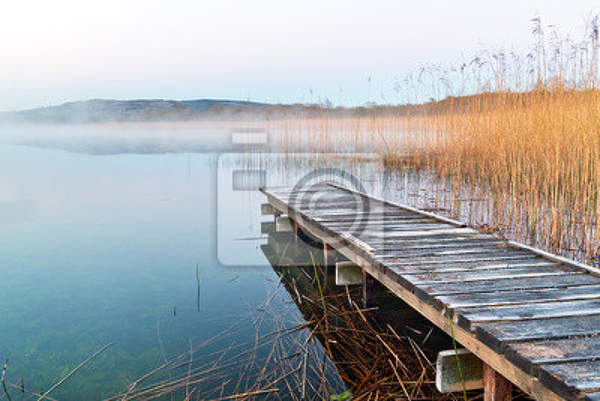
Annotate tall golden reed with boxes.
[272,16,600,264]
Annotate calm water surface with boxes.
[0,126,396,400]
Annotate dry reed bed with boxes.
[266,17,600,265]
[270,92,600,264]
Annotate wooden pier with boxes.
[261,183,600,401]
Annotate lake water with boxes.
[0,125,449,400]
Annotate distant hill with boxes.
[2,93,534,124]
[0,99,272,123]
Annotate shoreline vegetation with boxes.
[275,16,600,267]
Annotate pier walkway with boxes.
[261,183,600,401]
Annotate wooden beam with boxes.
[276,216,294,232]
[261,221,275,234]
[436,349,483,393]
[362,271,378,308]
[484,363,513,401]
[324,243,336,267]
[261,203,276,216]
[335,262,363,286]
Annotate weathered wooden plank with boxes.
[295,204,363,213]
[505,337,600,375]
[438,284,600,309]
[320,220,429,229]
[278,194,366,202]
[308,206,397,217]
[317,214,433,222]
[417,274,600,296]
[328,182,468,228]
[358,227,479,240]
[375,239,508,252]
[376,245,517,258]
[395,260,559,275]
[281,191,358,198]
[268,185,333,193]
[401,265,577,285]
[537,360,600,400]
[325,222,453,232]
[364,233,497,246]
[277,193,374,202]
[380,252,537,266]
[457,299,600,330]
[475,315,600,353]
[292,200,365,208]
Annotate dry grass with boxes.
[90,263,468,401]
[266,16,600,265]
[394,90,600,263]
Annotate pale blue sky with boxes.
[1,0,598,111]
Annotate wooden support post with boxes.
[323,243,336,267]
[323,244,336,288]
[292,220,300,253]
[483,363,513,401]
[362,271,377,308]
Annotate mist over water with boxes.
[0,123,392,399]
[0,122,480,399]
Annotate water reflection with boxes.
[259,224,454,399]
[0,127,498,400]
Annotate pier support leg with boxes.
[483,364,512,401]
[362,271,377,308]
[323,244,336,287]
[292,220,299,252]
[323,244,336,267]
